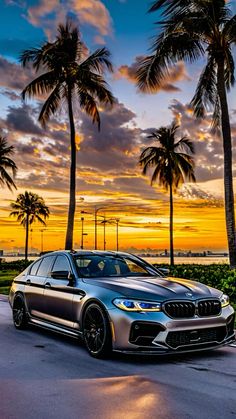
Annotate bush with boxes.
[154,263,236,305]
[0,261,32,295]
[0,259,32,272]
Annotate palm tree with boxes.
[0,136,17,191]
[20,20,114,250]
[136,0,236,267]
[139,123,195,265]
[10,191,50,260]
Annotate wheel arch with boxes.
[13,291,29,314]
[81,298,111,326]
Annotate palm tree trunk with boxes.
[217,58,236,268]
[25,213,29,261]
[169,182,174,266]
[65,86,76,250]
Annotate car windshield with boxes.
[74,254,160,278]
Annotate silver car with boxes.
[9,250,235,358]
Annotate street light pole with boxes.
[81,217,84,249]
[107,218,120,251]
[103,216,106,250]
[94,207,105,250]
[40,229,45,253]
[115,218,120,251]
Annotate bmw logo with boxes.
[185,292,193,298]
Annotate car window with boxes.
[29,259,42,276]
[37,256,55,277]
[74,255,156,278]
[124,258,149,275]
[52,255,71,272]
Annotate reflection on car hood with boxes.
[83,275,221,301]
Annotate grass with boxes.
[0,270,18,295]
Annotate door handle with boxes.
[45,282,51,288]
[26,279,31,285]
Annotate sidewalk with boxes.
[0,294,8,302]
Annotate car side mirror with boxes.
[68,272,76,287]
[51,270,71,280]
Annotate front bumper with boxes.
[108,304,235,354]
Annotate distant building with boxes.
[0,250,3,256]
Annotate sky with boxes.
[0,0,236,254]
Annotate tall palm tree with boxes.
[10,191,50,260]
[20,20,114,250]
[136,0,236,267]
[139,123,195,265]
[0,136,17,191]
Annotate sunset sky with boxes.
[1,0,236,254]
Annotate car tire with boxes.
[83,303,112,358]
[13,294,28,329]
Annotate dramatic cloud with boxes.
[0,56,34,91]
[167,99,231,183]
[178,185,223,207]
[1,103,44,136]
[116,58,190,92]
[26,0,113,43]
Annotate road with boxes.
[0,295,236,419]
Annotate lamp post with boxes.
[94,207,105,250]
[106,218,120,251]
[80,211,91,250]
[100,216,108,250]
[40,229,45,253]
[81,217,84,249]
[114,218,120,251]
[30,229,33,255]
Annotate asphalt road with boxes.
[0,295,236,419]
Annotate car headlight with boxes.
[113,298,161,312]
[220,294,230,308]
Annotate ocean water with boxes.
[144,256,229,265]
[2,255,229,265]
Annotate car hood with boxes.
[83,275,221,301]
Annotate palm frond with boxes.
[10,192,49,227]
[149,0,191,15]
[0,137,17,190]
[81,48,113,73]
[78,90,101,129]
[175,137,195,154]
[224,48,235,89]
[22,71,57,100]
[77,71,115,106]
[136,31,204,92]
[139,123,195,191]
[190,57,217,118]
[223,14,236,43]
[39,83,62,127]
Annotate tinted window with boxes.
[52,256,71,272]
[37,256,55,277]
[124,259,148,274]
[30,259,42,276]
[74,255,158,278]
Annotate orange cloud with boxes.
[26,0,113,42]
[115,58,191,92]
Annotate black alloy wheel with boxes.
[13,295,28,329]
[83,303,112,358]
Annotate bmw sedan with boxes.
[9,250,235,358]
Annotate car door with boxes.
[43,254,74,328]
[24,255,56,318]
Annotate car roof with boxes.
[39,250,134,258]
